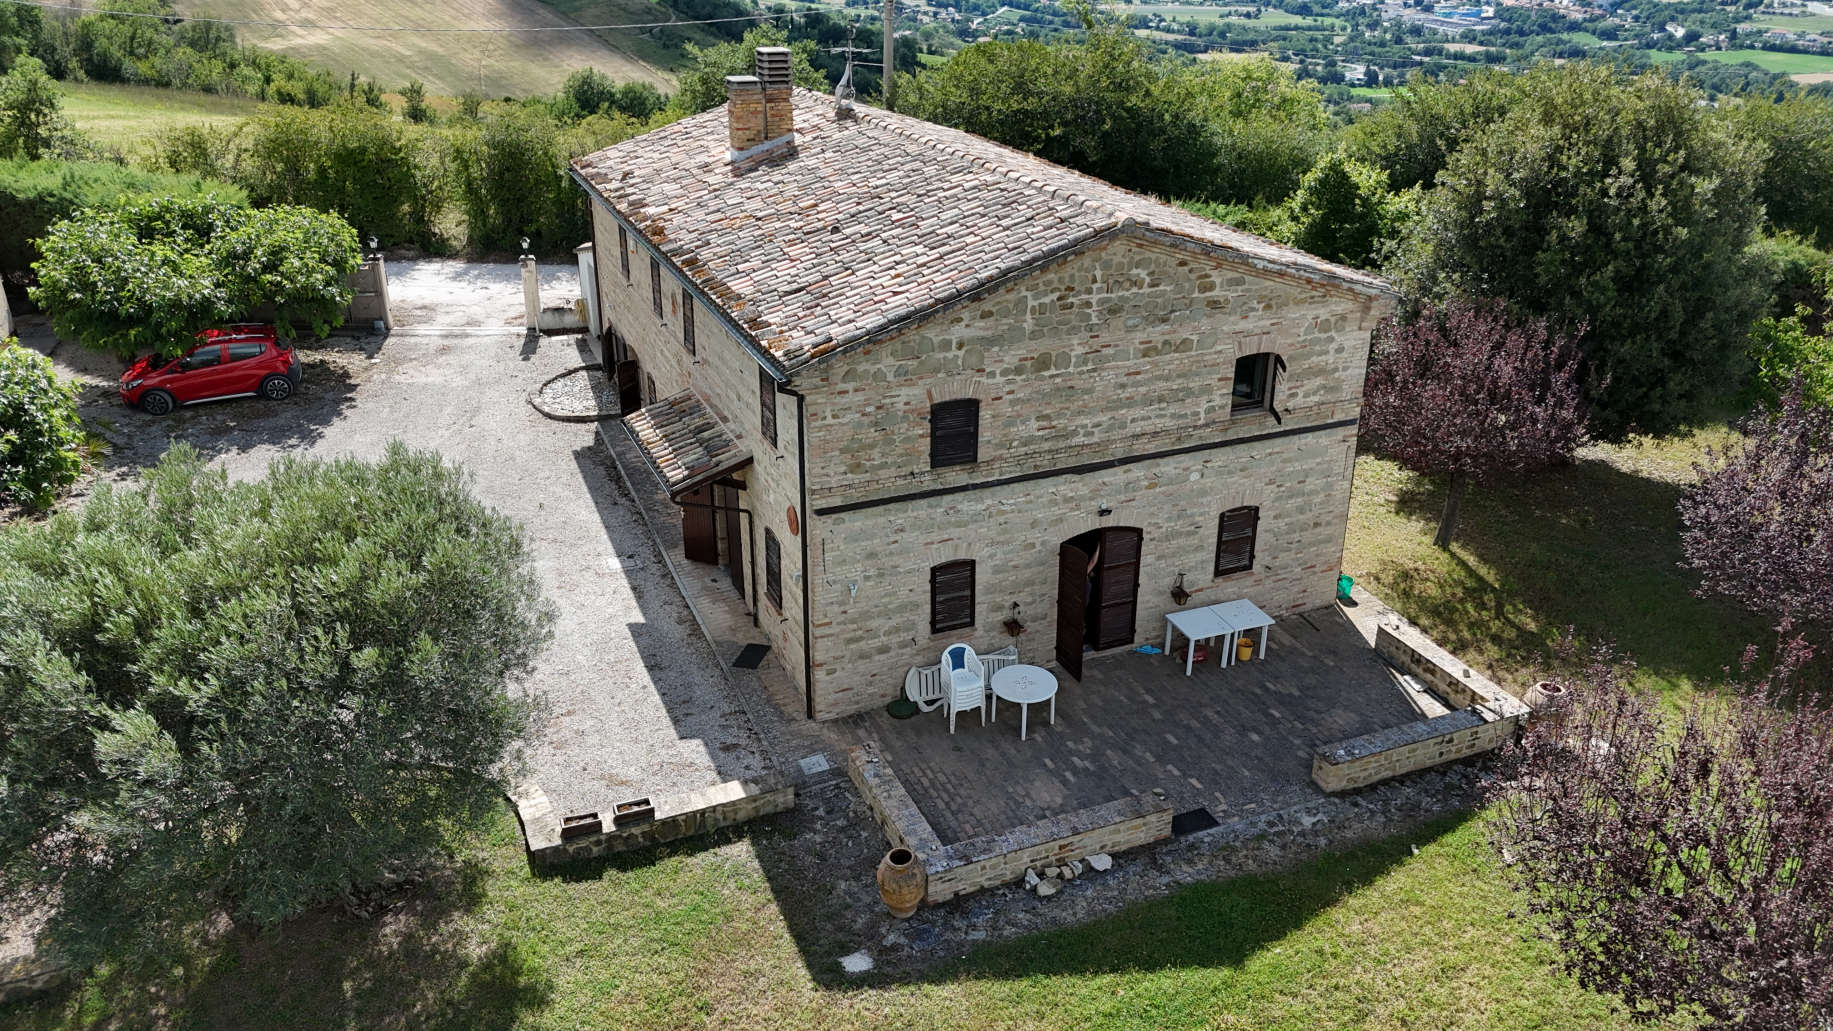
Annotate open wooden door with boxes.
[1055,542,1091,681]
[680,486,717,564]
[720,484,745,599]
[1092,527,1142,650]
[614,359,642,416]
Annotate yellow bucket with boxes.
[1236,635,1255,663]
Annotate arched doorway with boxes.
[614,357,642,415]
[1054,526,1142,681]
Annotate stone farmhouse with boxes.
[571,48,1396,722]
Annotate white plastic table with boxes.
[990,664,1058,740]
[1164,605,1233,675]
[1208,598,1273,666]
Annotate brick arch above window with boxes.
[925,375,987,405]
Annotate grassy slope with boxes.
[535,0,735,74]
[1343,426,1768,699]
[60,82,259,153]
[0,809,1684,1030]
[172,0,675,97]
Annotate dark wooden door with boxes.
[720,485,744,598]
[1055,543,1091,681]
[680,486,717,564]
[614,359,642,415]
[1092,527,1142,650]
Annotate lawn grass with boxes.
[0,809,1683,1030]
[1739,13,1833,33]
[1342,425,1770,699]
[59,82,259,154]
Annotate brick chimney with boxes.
[725,47,795,161]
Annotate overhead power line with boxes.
[0,0,860,33]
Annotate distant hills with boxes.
[174,0,693,97]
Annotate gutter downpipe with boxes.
[778,384,816,720]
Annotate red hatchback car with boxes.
[120,325,302,416]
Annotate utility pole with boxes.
[882,0,895,110]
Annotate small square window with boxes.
[1232,353,1273,412]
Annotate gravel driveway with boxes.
[23,259,773,818]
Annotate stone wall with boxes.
[513,774,794,867]
[0,953,71,1006]
[591,203,810,700]
[847,745,1172,906]
[1311,622,1530,792]
[924,794,1172,904]
[795,235,1390,720]
[806,423,1360,718]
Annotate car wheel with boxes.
[140,390,176,416]
[260,375,294,401]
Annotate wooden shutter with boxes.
[1054,543,1091,681]
[929,399,980,468]
[650,256,662,318]
[759,367,778,448]
[929,560,975,635]
[764,528,782,609]
[1214,506,1259,577]
[1092,527,1141,649]
[619,227,630,280]
[681,286,695,354]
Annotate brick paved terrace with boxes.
[838,604,1445,844]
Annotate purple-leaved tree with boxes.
[1361,299,1589,548]
[1678,382,1833,631]
[1491,635,1832,1030]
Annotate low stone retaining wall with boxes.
[1312,622,1530,793]
[512,775,794,868]
[847,744,1172,906]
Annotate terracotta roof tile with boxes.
[575,89,1393,375]
[622,389,752,498]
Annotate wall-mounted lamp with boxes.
[1097,502,1113,518]
[1003,602,1026,637]
[1171,573,1191,607]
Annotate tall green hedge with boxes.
[0,157,246,281]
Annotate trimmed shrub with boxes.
[0,339,84,509]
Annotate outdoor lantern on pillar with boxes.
[520,236,532,259]
[1171,573,1191,607]
[366,235,379,259]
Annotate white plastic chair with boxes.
[941,643,985,733]
[978,645,1019,681]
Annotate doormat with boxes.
[732,644,771,669]
[1171,807,1220,836]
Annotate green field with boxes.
[174,0,675,97]
[60,82,259,153]
[1690,47,1833,76]
[0,809,1691,1031]
[1120,2,1342,28]
[1740,13,1833,33]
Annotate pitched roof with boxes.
[622,389,751,498]
[574,89,1393,376]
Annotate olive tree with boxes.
[29,195,360,359]
[0,444,554,966]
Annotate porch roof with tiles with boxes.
[573,89,1394,378]
[622,389,752,499]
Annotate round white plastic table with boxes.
[990,664,1058,741]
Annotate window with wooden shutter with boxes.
[764,528,782,609]
[650,256,663,319]
[681,286,695,354]
[929,399,980,468]
[1231,353,1274,413]
[618,226,630,280]
[759,367,778,449]
[1214,506,1259,577]
[929,560,975,635]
